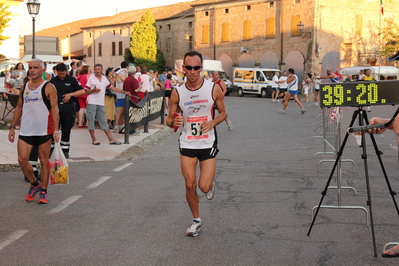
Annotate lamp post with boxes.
[26,0,41,59]
[297,21,311,37]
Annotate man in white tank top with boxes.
[8,59,60,204]
[278,68,305,114]
[166,51,228,237]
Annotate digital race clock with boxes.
[320,80,399,107]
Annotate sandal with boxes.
[92,141,100,145]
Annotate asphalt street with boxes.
[1,93,399,265]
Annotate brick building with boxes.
[192,0,398,81]
[30,0,398,82]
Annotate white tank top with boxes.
[288,74,298,91]
[177,79,217,149]
[20,81,54,136]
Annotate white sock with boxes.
[193,218,201,222]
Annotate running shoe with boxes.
[301,109,306,114]
[278,110,285,114]
[38,191,48,204]
[205,182,215,200]
[25,182,42,201]
[227,121,233,131]
[275,99,280,103]
[185,220,202,237]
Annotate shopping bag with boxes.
[49,142,69,184]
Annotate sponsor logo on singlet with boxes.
[183,99,209,106]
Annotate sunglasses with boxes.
[184,65,202,71]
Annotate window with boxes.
[356,15,363,36]
[112,42,116,56]
[88,44,92,57]
[98,43,102,56]
[291,15,301,36]
[205,11,209,16]
[202,25,210,44]
[224,9,229,14]
[189,21,192,28]
[113,30,116,35]
[243,20,252,40]
[270,2,274,7]
[120,29,123,35]
[266,17,275,38]
[119,41,123,55]
[246,5,251,11]
[88,32,92,38]
[295,0,300,3]
[188,35,193,51]
[344,43,352,67]
[168,24,171,30]
[222,23,230,42]
[159,25,162,31]
[167,37,171,52]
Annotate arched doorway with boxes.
[203,55,212,60]
[218,54,234,80]
[321,51,341,76]
[285,51,305,83]
[260,52,279,69]
[238,53,255,68]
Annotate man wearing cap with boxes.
[137,66,152,99]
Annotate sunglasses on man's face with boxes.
[184,65,202,71]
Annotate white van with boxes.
[340,66,399,81]
[174,59,234,95]
[233,68,281,98]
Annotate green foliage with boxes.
[0,3,12,46]
[129,9,165,71]
[378,18,399,58]
[124,47,135,63]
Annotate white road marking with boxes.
[86,176,112,189]
[48,196,82,214]
[0,230,28,251]
[112,163,133,172]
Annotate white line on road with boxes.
[112,163,133,172]
[86,176,112,189]
[0,230,28,251]
[48,196,82,214]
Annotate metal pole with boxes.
[32,16,36,59]
[124,95,130,144]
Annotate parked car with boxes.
[340,66,399,81]
[233,68,281,98]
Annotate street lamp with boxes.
[297,21,311,37]
[26,0,41,59]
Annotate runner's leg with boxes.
[180,155,200,218]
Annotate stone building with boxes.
[192,0,398,81]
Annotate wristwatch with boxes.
[9,125,16,129]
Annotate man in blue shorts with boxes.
[8,59,60,204]
[166,51,228,237]
[279,68,305,114]
[113,61,129,133]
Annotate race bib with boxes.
[186,116,209,140]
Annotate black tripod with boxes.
[307,107,399,258]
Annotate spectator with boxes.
[10,62,26,90]
[76,65,91,128]
[138,67,152,99]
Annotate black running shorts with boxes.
[19,135,52,146]
[180,147,219,161]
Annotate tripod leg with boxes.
[307,109,359,236]
[360,110,378,257]
[362,111,399,217]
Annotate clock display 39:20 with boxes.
[320,80,399,107]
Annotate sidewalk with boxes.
[0,100,169,165]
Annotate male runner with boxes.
[166,51,228,237]
[8,58,60,204]
[211,71,233,130]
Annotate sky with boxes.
[16,0,193,36]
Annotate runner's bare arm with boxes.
[166,89,183,128]
[8,84,25,143]
[219,79,227,95]
[200,84,227,133]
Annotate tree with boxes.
[129,9,165,71]
[377,18,399,60]
[0,3,12,46]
